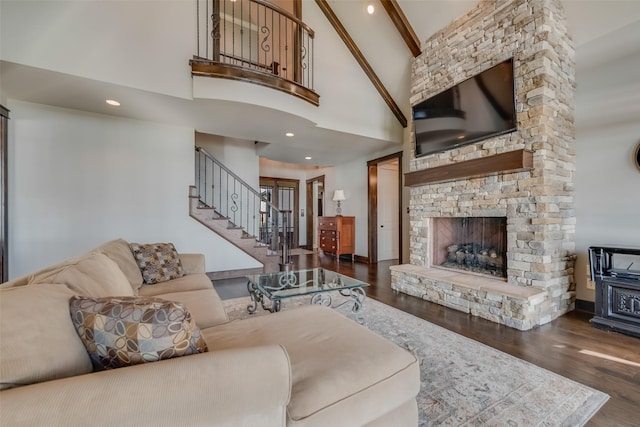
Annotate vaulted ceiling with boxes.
[255,0,640,165]
[330,0,640,115]
[2,1,639,167]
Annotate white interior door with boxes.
[377,161,399,261]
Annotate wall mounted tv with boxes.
[412,58,517,158]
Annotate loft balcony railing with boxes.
[195,147,292,269]
[191,0,318,106]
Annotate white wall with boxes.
[302,1,402,141]
[7,101,260,279]
[574,35,640,301]
[314,159,370,257]
[574,120,640,301]
[195,133,260,189]
[1,0,194,99]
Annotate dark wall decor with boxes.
[1,105,8,283]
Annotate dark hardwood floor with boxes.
[287,252,640,426]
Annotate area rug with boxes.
[223,296,609,427]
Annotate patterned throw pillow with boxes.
[69,296,208,371]
[129,242,185,285]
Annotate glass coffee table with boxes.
[246,268,368,314]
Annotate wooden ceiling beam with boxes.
[315,0,407,128]
[380,0,421,57]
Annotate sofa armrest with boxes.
[179,253,205,274]
[0,346,292,427]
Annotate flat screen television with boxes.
[412,58,517,158]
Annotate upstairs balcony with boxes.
[191,0,319,106]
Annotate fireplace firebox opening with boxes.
[431,217,507,278]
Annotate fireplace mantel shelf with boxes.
[405,149,533,186]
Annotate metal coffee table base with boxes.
[247,280,366,314]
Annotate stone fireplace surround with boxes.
[391,0,576,330]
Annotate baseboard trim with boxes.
[354,254,369,264]
[333,254,369,263]
[207,267,263,281]
[575,299,595,314]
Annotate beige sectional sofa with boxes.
[0,239,420,426]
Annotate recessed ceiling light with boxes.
[285,132,294,137]
[106,99,120,106]
[305,156,312,160]
[367,4,374,14]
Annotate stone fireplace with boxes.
[391,0,577,330]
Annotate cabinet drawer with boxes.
[321,244,337,252]
[320,230,336,238]
[319,240,336,251]
[319,229,337,252]
[320,233,337,243]
[319,218,338,230]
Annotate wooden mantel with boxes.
[405,149,533,187]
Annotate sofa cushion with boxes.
[200,305,420,427]
[69,296,208,370]
[92,238,144,292]
[178,253,206,275]
[130,243,185,285]
[154,289,229,328]
[0,284,93,390]
[137,272,214,296]
[29,252,134,298]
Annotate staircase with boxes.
[189,147,291,275]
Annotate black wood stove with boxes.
[589,246,640,338]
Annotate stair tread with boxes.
[189,186,284,267]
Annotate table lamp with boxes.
[332,190,346,216]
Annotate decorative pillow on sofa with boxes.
[69,296,208,371]
[129,242,185,285]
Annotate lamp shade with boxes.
[332,190,346,201]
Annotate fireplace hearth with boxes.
[432,217,507,278]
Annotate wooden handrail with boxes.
[252,0,314,37]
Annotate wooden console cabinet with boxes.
[589,246,640,338]
[319,216,355,261]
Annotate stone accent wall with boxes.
[396,0,576,328]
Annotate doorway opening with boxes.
[367,152,402,264]
[259,177,300,249]
[305,175,325,250]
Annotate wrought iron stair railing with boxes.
[194,146,292,269]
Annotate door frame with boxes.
[367,152,402,264]
[260,176,300,248]
[305,175,325,250]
